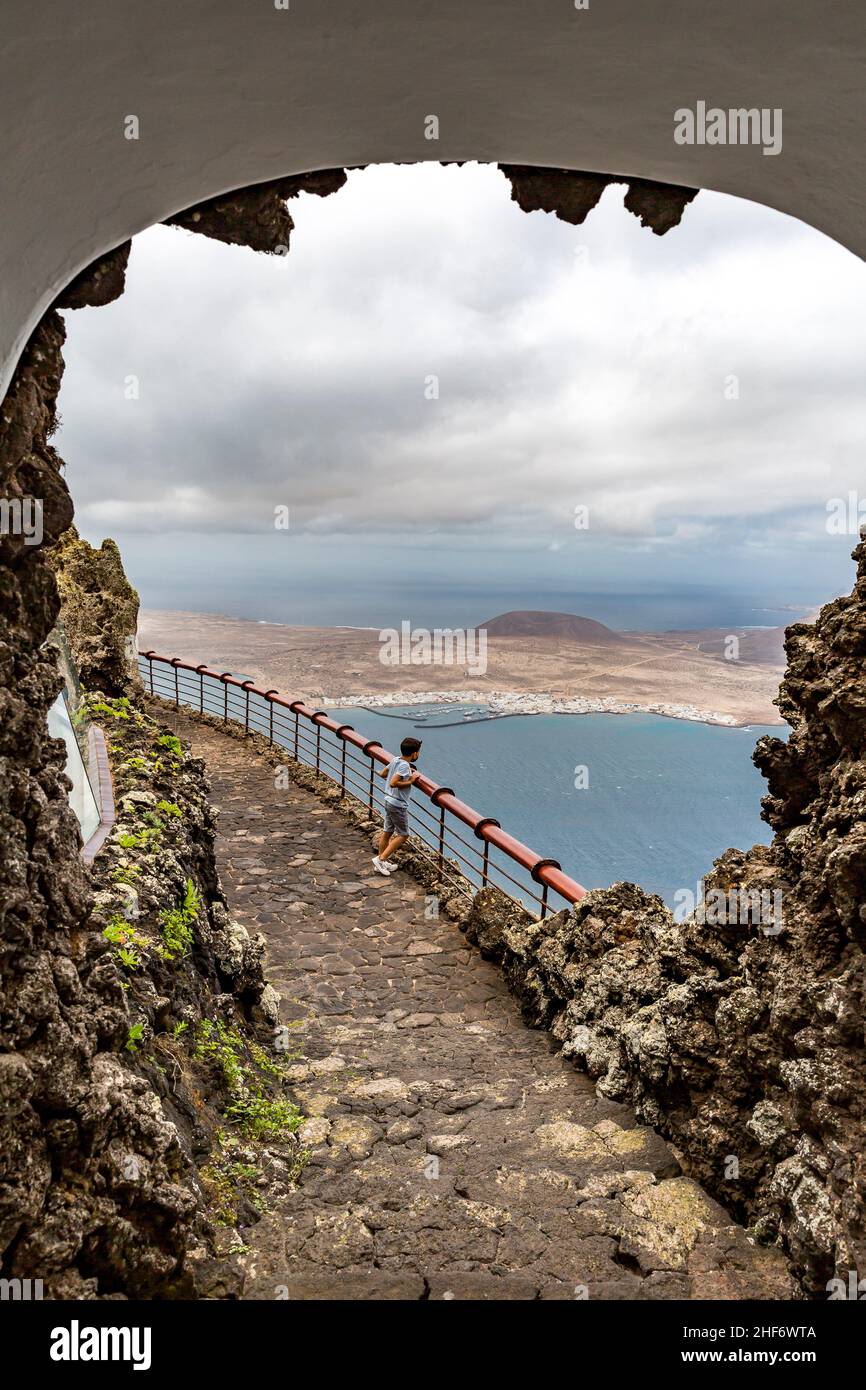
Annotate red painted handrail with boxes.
[140,650,587,910]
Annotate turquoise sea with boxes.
[325,704,782,907]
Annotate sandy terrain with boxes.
[138,609,789,726]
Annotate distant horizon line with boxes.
[137,600,820,638]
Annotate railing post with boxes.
[429,788,455,877]
[334,725,353,799]
[362,742,381,813]
[173,662,179,708]
[473,817,500,894]
[147,654,154,695]
[220,673,231,723]
[293,711,299,760]
[241,681,255,733]
[195,664,209,714]
[265,692,278,744]
[315,724,321,771]
[531,858,561,921]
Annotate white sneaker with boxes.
[372,857,391,876]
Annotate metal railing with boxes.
[139,650,587,918]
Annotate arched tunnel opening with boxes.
[1,154,865,1306]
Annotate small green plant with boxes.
[157,733,182,757]
[172,1020,189,1039]
[103,918,130,945]
[160,878,202,961]
[225,1091,303,1142]
[104,916,148,947]
[89,696,131,721]
[103,917,150,972]
[200,1159,264,1227]
[193,1018,303,1142]
[116,823,163,850]
[125,1022,145,1054]
[111,864,141,886]
[160,910,193,959]
[156,799,182,818]
[194,1019,244,1089]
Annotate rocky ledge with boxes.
[464,533,866,1296]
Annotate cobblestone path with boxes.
[169,711,792,1301]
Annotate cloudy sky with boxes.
[56,162,866,630]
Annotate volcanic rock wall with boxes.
[465,534,866,1294]
[0,311,286,1297]
[0,170,347,1297]
[50,526,141,697]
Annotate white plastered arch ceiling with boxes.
[2,0,864,399]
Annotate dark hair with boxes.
[401,737,422,757]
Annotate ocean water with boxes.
[326,705,782,907]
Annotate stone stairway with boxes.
[168,710,793,1301]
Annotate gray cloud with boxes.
[56,162,866,612]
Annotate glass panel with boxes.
[48,690,101,843]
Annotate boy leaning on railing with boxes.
[372,737,423,876]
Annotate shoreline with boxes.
[321,689,784,729]
[138,609,789,731]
